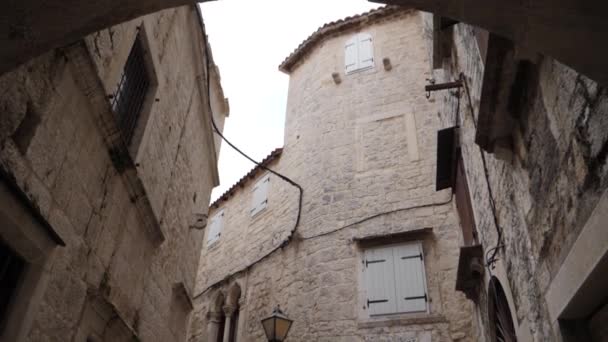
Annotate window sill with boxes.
[357,313,447,329]
[206,240,220,250]
[346,65,376,76]
[249,206,269,223]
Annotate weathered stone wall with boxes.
[191,10,476,342]
[0,5,226,341]
[425,12,608,342]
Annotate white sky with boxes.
[199,0,380,202]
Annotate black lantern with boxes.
[261,306,293,342]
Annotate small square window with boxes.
[345,33,375,74]
[363,242,428,316]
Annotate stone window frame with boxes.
[0,180,61,341]
[109,24,160,161]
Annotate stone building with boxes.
[190,7,477,342]
[416,9,608,342]
[0,4,228,341]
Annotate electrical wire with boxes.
[459,72,504,269]
[301,196,453,240]
[193,21,303,300]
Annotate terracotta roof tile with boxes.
[279,5,410,73]
[210,148,283,208]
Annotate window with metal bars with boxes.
[111,34,150,145]
[0,239,25,327]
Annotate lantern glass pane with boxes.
[275,318,292,340]
[262,317,275,340]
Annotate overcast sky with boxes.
[199,0,380,202]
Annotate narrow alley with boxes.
[0,1,607,342]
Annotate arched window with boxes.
[488,277,517,342]
[226,284,242,342]
[208,292,225,342]
[208,285,242,342]
[345,33,374,74]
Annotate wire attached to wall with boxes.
[301,196,453,240]
[193,23,303,300]
[459,72,504,270]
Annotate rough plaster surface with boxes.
[0,5,224,341]
[190,11,476,342]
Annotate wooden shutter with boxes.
[250,175,270,216]
[258,175,269,211]
[455,155,478,245]
[358,33,374,70]
[436,127,457,190]
[364,246,397,315]
[394,243,428,313]
[345,36,358,74]
[207,210,224,245]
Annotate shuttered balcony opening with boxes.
[0,240,25,327]
[111,35,150,145]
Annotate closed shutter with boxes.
[394,243,428,313]
[358,33,374,69]
[251,174,270,216]
[207,210,224,245]
[455,154,478,245]
[258,175,270,211]
[364,246,397,315]
[344,36,358,74]
[436,127,457,191]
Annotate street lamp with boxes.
[261,306,293,342]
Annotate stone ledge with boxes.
[353,227,433,248]
[357,313,448,329]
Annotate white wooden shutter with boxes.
[344,36,358,74]
[358,33,374,70]
[207,210,224,245]
[393,243,428,313]
[250,174,270,216]
[364,246,398,315]
[259,175,269,211]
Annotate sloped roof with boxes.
[210,148,283,208]
[279,5,410,73]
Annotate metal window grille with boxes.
[111,35,150,145]
[0,240,25,325]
